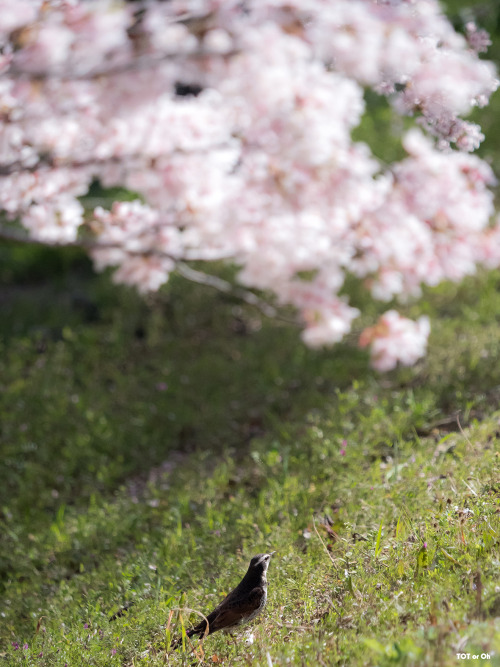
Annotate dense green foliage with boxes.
[1,2,500,665]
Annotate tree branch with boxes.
[7,48,239,82]
[0,141,235,176]
[176,262,282,319]
[0,224,295,323]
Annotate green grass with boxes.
[1,3,500,663]
[0,241,499,666]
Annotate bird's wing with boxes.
[209,586,265,633]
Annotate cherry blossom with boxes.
[359,311,431,372]
[0,0,499,369]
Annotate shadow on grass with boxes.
[2,242,500,530]
[0,243,372,524]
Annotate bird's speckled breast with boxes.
[241,587,267,625]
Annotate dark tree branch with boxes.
[6,48,239,82]
[0,224,294,323]
[0,141,235,176]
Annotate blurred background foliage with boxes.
[1,0,500,513]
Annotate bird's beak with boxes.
[269,551,276,556]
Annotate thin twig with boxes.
[312,515,339,574]
[274,621,313,631]
[463,480,478,497]
[324,595,341,617]
[456,414,476,451]
[176,261,282,319]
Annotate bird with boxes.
[171,551,275,649]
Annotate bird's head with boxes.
[248,551,276,575]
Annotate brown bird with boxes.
[172,552,275,649]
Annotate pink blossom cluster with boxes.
[360,310,431,372]
[0,0,499,369]
[91,201,183,292]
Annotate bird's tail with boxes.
[170,623,206,650]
